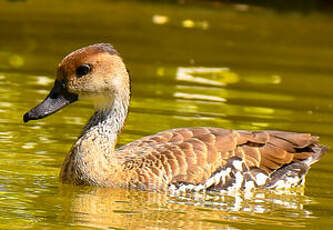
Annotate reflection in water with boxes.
[151,14,209,30]
[244,74,282,85]
[8,54,24,68]
[0,0,333,228]
[0,52,16,69]
[171,67,299,131]
[35,76,53,86]
[59,186,311,229]
[152,15,169,25]
[181,19,209,30]
[0,51,24,69]
[174,91,226,102]
[176,67,239,86]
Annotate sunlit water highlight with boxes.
[0,0,333,229]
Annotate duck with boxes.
[23,43,327,192]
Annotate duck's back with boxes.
[117,128,326,191]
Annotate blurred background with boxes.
[0,0,332,229]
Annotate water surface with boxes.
[0,0,332,229]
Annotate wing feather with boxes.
[118,127,325,190]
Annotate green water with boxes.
[0,0,332,229]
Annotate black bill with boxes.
[23,80,78,122]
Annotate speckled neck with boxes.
[60,93,130,186]
[81,94,130,149]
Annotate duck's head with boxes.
[23,43,130,122]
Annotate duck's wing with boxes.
[118,127,326,191]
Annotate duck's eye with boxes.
[76,64,91,78]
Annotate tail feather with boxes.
[305,144,327,166]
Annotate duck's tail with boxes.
[304,143,327,166]
[264,142,327,189]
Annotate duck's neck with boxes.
[81,92,130,151]
[60,92,130,186]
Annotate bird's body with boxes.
[24,43,326,192]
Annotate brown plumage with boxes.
[23,43,327,192]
